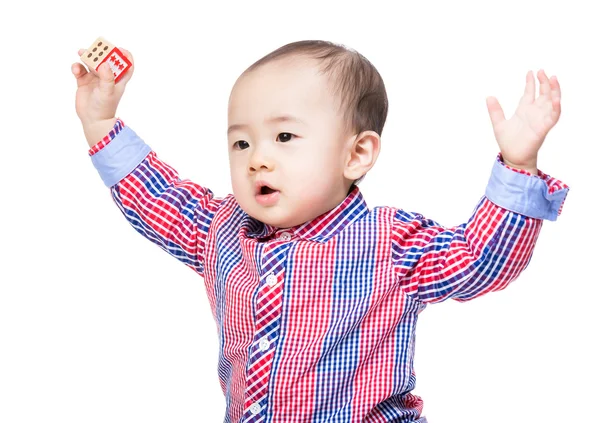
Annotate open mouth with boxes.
[255,181,279,196]
[260,186,277,195]
[255,182,280,206]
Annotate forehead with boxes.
[228,57,340,123]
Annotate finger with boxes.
[550,76,561,117]
[114,47,135,85]
[71,62,91,87]
[77,48,92,70]
[549,75,561,102]
[118,47,134,66]
[520,70,535,104]
[538,69,550,97]
[71,62,88,77]
[552,98,561,120]
[76,48,92,71]
[97,62,115,95]
[486,96,505,127]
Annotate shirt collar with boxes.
[244,186,369,243]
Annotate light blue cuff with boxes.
[485,159,568,221]
[90,126,152,187]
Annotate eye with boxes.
[276,132,295,143]
[233,140,249,150]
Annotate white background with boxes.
[0,0,597,422]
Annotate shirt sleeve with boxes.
[391,153,569,303]
[88,118,222,277]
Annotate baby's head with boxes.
[227,40,388,228]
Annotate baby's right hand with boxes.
[71,47,134,147]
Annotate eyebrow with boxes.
[227,115,306,135]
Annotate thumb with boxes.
[97,63,115,96]
[486,96,505,127]
[71,63,89,87]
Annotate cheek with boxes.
[288,153,341,190]
[229,164,246,192]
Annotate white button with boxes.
[259,337,270,351]
[266,274,277,286]
[250,402,261,415]
[278,231,291,240]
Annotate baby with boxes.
[72,40,569,422]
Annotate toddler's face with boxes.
[227,57,355,228]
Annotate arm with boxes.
[72,46,222,275]
[392,154,569,303]
[89,118,223,276]
[391,68,567,303]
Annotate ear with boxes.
[343,130,381,181]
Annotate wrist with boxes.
[83,118,118,148]
[502,158,538,175]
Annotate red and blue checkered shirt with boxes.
[89,119,569,422]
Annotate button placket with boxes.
[242,244,289,422]
[242,272,283,423]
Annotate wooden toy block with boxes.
[80,36,132,83]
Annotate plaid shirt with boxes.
[89,119,569,423]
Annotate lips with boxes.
[255,180,280,206]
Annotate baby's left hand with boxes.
[486,70,561,173]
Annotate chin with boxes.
[235,198,284,226]
[255,207,306,229]
[255,212,295,228]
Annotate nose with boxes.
[248,145,274,173]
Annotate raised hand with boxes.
[71,47,134,147]
[485,70,561,174]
